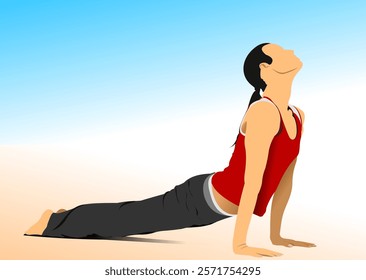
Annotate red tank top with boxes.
[212,97,302,216]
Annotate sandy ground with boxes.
[1,145,366,260]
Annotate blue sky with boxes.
[1,0,365,144]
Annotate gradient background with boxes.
[1,0,366,260]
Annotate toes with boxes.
[25,209,53,235]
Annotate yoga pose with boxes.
[25,43,315,257]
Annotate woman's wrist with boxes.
[233,242,248,249]
[270,234,282,242]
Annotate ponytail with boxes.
[247,87,262,108]
[231,43,273,146]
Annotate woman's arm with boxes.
[269,158,315,248]
[270,158,296,243]
[270,109,315,248]
[233,101,282,257]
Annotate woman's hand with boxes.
[233,244,282,257]
[271,237,316,248]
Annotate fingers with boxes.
[277,238,316,248]
[234,245,283,257]
[257,249,282,257]
[292,241,316,247]
[258,252,282,257]
[251,252,280,258]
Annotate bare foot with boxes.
[25,209,53,236]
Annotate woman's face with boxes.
[262,44,302,75]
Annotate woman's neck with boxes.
[262,79,294,112]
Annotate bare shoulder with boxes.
[293,105,305,124]
[245,100,280,123]
[296,106,305,124]
[242,100,280,135]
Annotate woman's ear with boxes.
[259,63,270,69]
[259,63,270,81]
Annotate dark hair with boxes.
[243,43,273,107]
[231,43,273,147]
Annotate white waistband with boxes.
[204,174,234,217]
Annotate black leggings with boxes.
[42,174,229,238]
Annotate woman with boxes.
[25,43,315,257]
